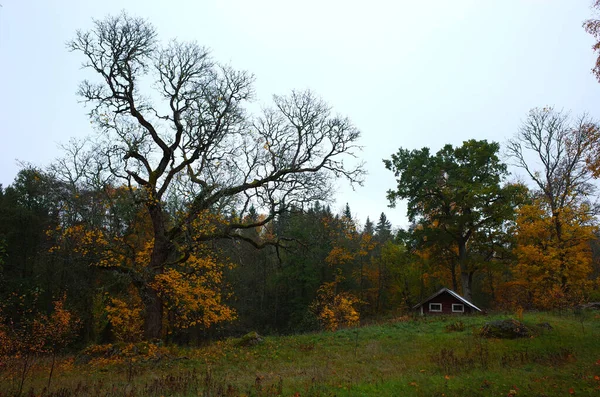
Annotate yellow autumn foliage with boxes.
[512,199,596,309]
[48,202,237,337]
[105,292,144,343]
[311,273,360,331]
[151,253,236,330]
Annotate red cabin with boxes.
[413,287,481,315]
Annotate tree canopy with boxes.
[384,139,526,301]
[65,12,364,339]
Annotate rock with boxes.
[577,302,600,310]
[236,331,264,347]
[536,322,553,331]
[480,319,532,339]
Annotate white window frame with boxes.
[429,303,442,312]
[452,303,464,313]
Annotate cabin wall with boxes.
[421,292,474,315]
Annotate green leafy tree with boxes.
[384,140,525,302]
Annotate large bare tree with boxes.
[506,108,596,216]
[584,0,600,82]
[506,107,597,289]
[67,13,363,339]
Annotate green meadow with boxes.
[2,311,600,396]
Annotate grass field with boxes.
[2,311,600,396]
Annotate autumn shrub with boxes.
[310,273,360,331]
[151,254,237,333]
[587,283,600,302]
[79,341,169,371]
[104,291,144,343]
[0,294,80,395]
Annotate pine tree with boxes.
[363,217,375,236]
[375,212,393,242]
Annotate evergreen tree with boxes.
[375,212,393,242]
[363,217,375,236]
[343,203,352,220]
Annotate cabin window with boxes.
[429,303,442,312]
[452,304,464,312]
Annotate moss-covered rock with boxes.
[236,331,264,347]
[480,319,532,339]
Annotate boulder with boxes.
[480,319,532,339]
[236,331,264,347]
[536,322,553,331]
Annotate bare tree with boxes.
[66,13,364,339]
[506,107,597,288]
[506,107,596,214]
[584,0,600,82]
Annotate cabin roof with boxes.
[412,287,482,312]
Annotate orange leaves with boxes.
[150,254,236,330]
[48,224,108,256]
[0,294,80,357]
[188,210,228,242]
[325,233,375,267]
[81,341,166,368]
[358,232,377,256]
[42,295,81,352]
[326,246,355,266]
[512,200,596,309]
[310,273,360,331]
[105,292,144,343]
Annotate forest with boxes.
[2,5,600,396]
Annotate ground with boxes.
[1,311,600,396]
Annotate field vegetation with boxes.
[1,311,599,396]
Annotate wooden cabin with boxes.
[413,287,481,315]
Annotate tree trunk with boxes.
[460,272,473,302]
[458,239,473,302]
[143,202,170,340]
[450,261,458,292]
[552,211,569,291]
[403,278,412,309]
[143,287,163,340]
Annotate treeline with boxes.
[0,169,410,343]
[2,10,600,351]
[1,136,600,348]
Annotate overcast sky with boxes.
[1,0,600,229]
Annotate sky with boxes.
[1,0,600,229]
